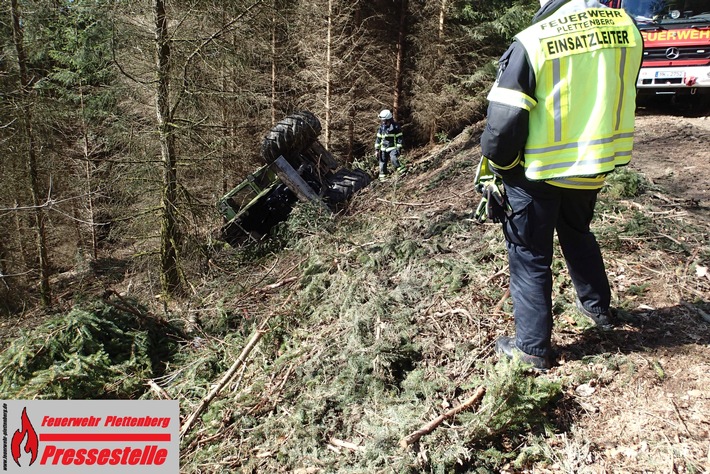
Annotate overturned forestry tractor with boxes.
[218,111,371,246]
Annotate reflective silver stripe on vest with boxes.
[548,177,606,189]
[553,59,562,142]
[487,87,537,111]
[525,131,634,155]
[615,48,627,131]
[533,155,615,173]
[531,149,632,175]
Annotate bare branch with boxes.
[173,0,265,114]
[399,386,486,448]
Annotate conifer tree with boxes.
[9,0,52,306]
[42,0,123,261]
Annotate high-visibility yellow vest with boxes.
[489,3,643,189]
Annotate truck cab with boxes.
[609,0,710,96]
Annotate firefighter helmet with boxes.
[378,109,393,121]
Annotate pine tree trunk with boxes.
[393,0,408,120]
[438,0,446,58]
[11,0,51,306]
[346,3,362,164]
[13,200,28,270]
[428,0,447,144]
[0,234,10,293]
[324,0,334,149]
[153,0,182,296]
[79,80,98,260]
[220,7,231,194]
[271,0,278,126]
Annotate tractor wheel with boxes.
[324,168,372,205]
[261,111,322,166]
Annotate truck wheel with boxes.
[262,111,322,166]
[324,168,372,204]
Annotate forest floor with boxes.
[541,100,710,472]
[359,100,710,473]
[2,100,709,473]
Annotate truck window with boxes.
[621,0,710,19]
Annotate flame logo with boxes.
[11,407,39,467]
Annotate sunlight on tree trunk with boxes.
[438,0,447,58]
[153,0,183,296]
[79,79,98,261]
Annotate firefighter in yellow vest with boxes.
[480,0,643,370]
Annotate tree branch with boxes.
[180,315,271,438]
[399,386,486,448]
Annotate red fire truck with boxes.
[607,0,710,97]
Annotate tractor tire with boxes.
[324,168,372,205]
[261,111,322,166]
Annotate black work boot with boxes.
[575,298,615,330]
[495,336,554,372]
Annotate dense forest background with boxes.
[0,0,536,312]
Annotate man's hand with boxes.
[475,178,511,223]
[474,156,511,223]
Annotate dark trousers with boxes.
[502,174,611,357]
[378,149,401,174]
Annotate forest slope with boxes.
[173,104,710,472]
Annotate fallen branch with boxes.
[650,192,681,205]
[485,266,509,284]
[329,437,364,452]
[493,288,510,313]
[146,380,170,400]
[252,276,298,294]
[670,398,692,436]
[180,316,271,438]
[101,289,150,319]
[376,197,438,207]
[399,386,486,448]
[432,308,472,319]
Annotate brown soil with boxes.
[559,103,710,474]
[633,103,710,216]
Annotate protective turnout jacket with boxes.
[375,121,403,154]
[481,0,643,189]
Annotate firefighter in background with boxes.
[374,109,405,181]
[479,0,643,370]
